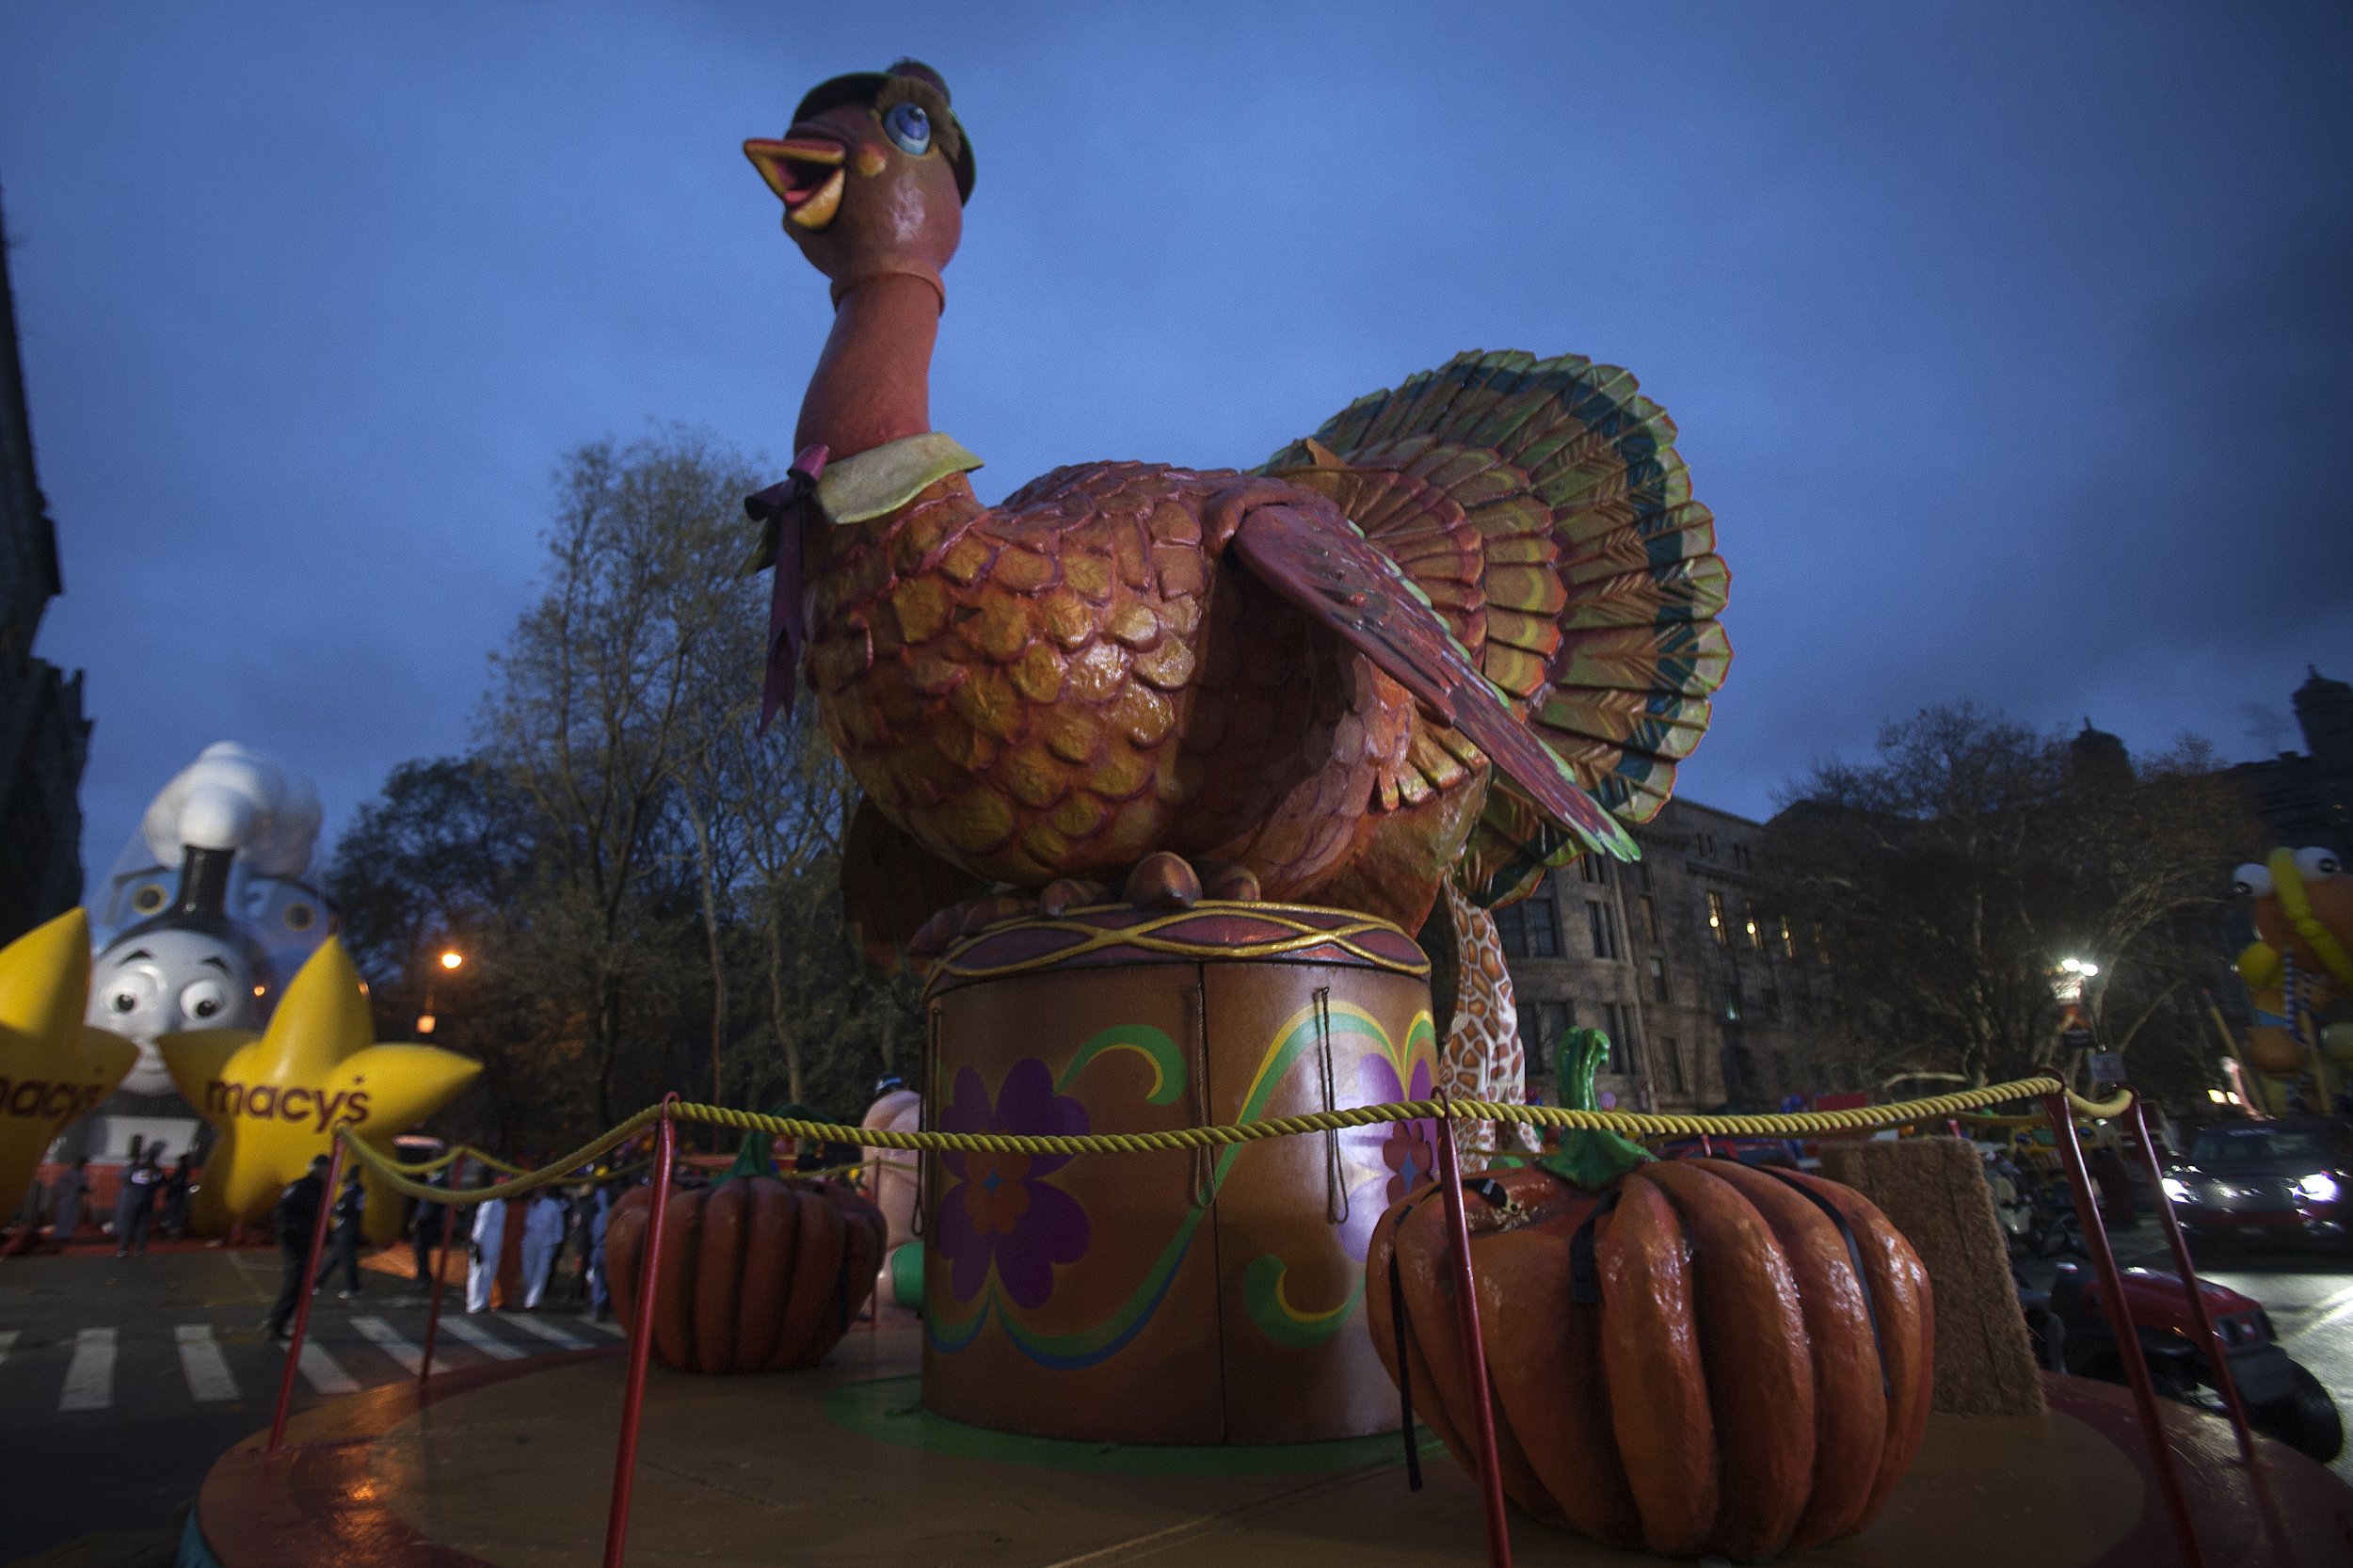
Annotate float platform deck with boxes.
[181,1320,2351,1566]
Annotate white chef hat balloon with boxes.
[139,743,322,879]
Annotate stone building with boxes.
[2232,667,2353,860]
[0,192,91,941]
[1496,795,1833,1113]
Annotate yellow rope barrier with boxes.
[342,1108,667,1204]
[341,1075,2126,1204]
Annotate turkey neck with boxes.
[793,273,940,460]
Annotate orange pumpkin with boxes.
[1367,1035,1933,1559]
[606,1175,885,1374]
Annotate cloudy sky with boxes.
[2,1,2347,886]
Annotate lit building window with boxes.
[1707,889,1728,946]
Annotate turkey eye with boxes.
[2234,862,2273,898]
[883,102,931,156]
[2294,846,2341,879]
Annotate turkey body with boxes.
[803,460,1485,928]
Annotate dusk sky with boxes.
[2,2,2347,888]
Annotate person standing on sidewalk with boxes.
[314,1170,366,1297]
[50,1157,88,1240]
[266,1156,329,1340]
[465,1182,505,1313]
[115,1146,165,1256]
[409,1170,448,1283]
[585,1183,614,1320]
[161,1153,195,1239]
[518,1190,566,1308]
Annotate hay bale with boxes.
[1820,1138,2045,1416]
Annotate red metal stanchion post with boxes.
[417,1153,467,1386]
[267,1136,347,1454]
[2042,1093,2204,1568]
[1433,1094,1514,1568]
[2125,1097,2258,1462]
[2127,1096,2305,1567]
[602,1103,679,1568]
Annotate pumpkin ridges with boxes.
[695,1181,750,1375]
[1639,1160,1814,1559]
[1596,1175,1718,1554]
[652,1188,704,1371]
[734,1178,798,1372]
[1702,1160,1885,1549]
[1364,1196,1473,1470]
[1394,1192,1563,1520]
[606,1191,648,1324]
[773,1186,847,1369]
[1780,1169,1935,1525]
[1472,1207,1643,1545]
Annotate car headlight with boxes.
[2295,1173,2341,1203]
[2161,1176,2192,1203]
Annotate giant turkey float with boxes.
[175,58,2351,1568]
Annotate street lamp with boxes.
[419,946,465,1036]
[2055,956,2100,1003]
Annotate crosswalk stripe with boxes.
[0,1329,17,1367]
[351,1316,425,1376]
[60,1327,116,1411]
[580,1317,628,1337]
[296,1339,359,1395]
[498,1312,588,1350]
[439,1315,526,1360]
[175,1325,239,1402]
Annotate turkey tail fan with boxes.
[1264,350,1731,904]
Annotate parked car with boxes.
[2020,1261,2343,1462]
[2160,1116,2353,1251]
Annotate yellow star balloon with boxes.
[0,909,138,1224]
[160,936,478,1241]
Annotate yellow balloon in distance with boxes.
[0,909,138,1223]
[160,936,478,1241]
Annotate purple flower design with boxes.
[936,1059,1092,1308]
[1338,1054,1437,1260]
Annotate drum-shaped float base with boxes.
[919,902,1440,1444]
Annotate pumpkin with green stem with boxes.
[1365,1029,1934,1558]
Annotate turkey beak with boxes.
[744,136,847,232]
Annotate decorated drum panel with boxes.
[920,903,1435,1444]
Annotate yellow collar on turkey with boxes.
[2268,847,2353,991]
[816,433,984,525]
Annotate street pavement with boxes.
[0,1248,621,1563]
